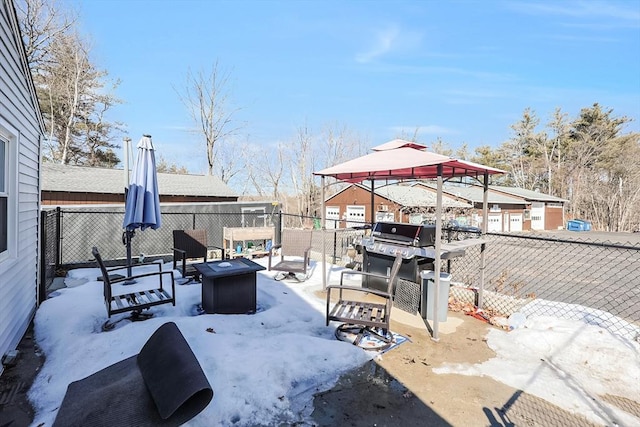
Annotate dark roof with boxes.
[42,163,237,198]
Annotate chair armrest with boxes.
[339,270,391,285]
[105,260,162,273]
[326,284,392,299]
[303,246,312,264]
[172,247,187,258]
[111,269,175,292]
[137,260,164,269]
[172,247,187,271]
[267,245,282,270]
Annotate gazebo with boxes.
[314,139,505,340]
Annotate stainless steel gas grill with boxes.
[359,221,466,293]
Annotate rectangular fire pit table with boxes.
[194,258,266,314]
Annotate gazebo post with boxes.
[370,180,375,226]
[432,164,443,342]
[478,171,489,310]
[321,176,327,291]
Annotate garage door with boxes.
[510,214,523,232]
[531,202,545,230]
[346,205,366,228]
[487,213,502,232]
[325,206,340,229]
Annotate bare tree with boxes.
[17,0,122,166]
[177,61,242,176]
[287,123,315,225]
[244,141,285,199]
[214,136,245,184]
[16,0,76,71]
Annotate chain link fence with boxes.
[40,208,639,341]
[448,232,640,341]
[40,203,280,272]
[39,208,61,303]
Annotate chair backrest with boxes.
[173,229,208,259]
[92,246,111,301]
[280,229,312,257]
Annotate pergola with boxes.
[314,139,505,340]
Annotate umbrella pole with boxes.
[124,229,136,284]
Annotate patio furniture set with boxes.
[94,228,314,326]
[94,225,400,350]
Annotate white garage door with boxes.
[487,213,502,232]
[531,202,545,230]
[510,213,523,232]
[346,205,366,228]
[325,206,340,229]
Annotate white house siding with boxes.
[0,0,43,374]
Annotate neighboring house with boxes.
[416,183,567,231]
[0,0,45,373]
[326,181,567,232]
[42,163,238,205]
[490,185,567,231]
[324,183,472,228]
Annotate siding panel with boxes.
[0,0,42,373]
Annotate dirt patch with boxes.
[312,309,602,426]
[0,323,43,427]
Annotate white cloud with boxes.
[356,25,400,63]
[355,25,423,63]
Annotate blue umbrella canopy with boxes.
[123,135,161,231]
[122,135,161,278]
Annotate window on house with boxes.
[0,135,7,253]
[241,207,267,227]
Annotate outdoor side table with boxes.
[194,258,265,314]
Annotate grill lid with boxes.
[371,221,436,247]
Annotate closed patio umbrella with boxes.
[123,134,161,279]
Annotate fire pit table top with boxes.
[194,258,265,278]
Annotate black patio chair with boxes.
[172,229,225,284]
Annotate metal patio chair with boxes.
[326,254,403,350]
[93,247,176,330]
[267,229,313,281]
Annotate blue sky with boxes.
[71,0,640,175]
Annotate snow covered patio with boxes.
[22,257,640,426]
